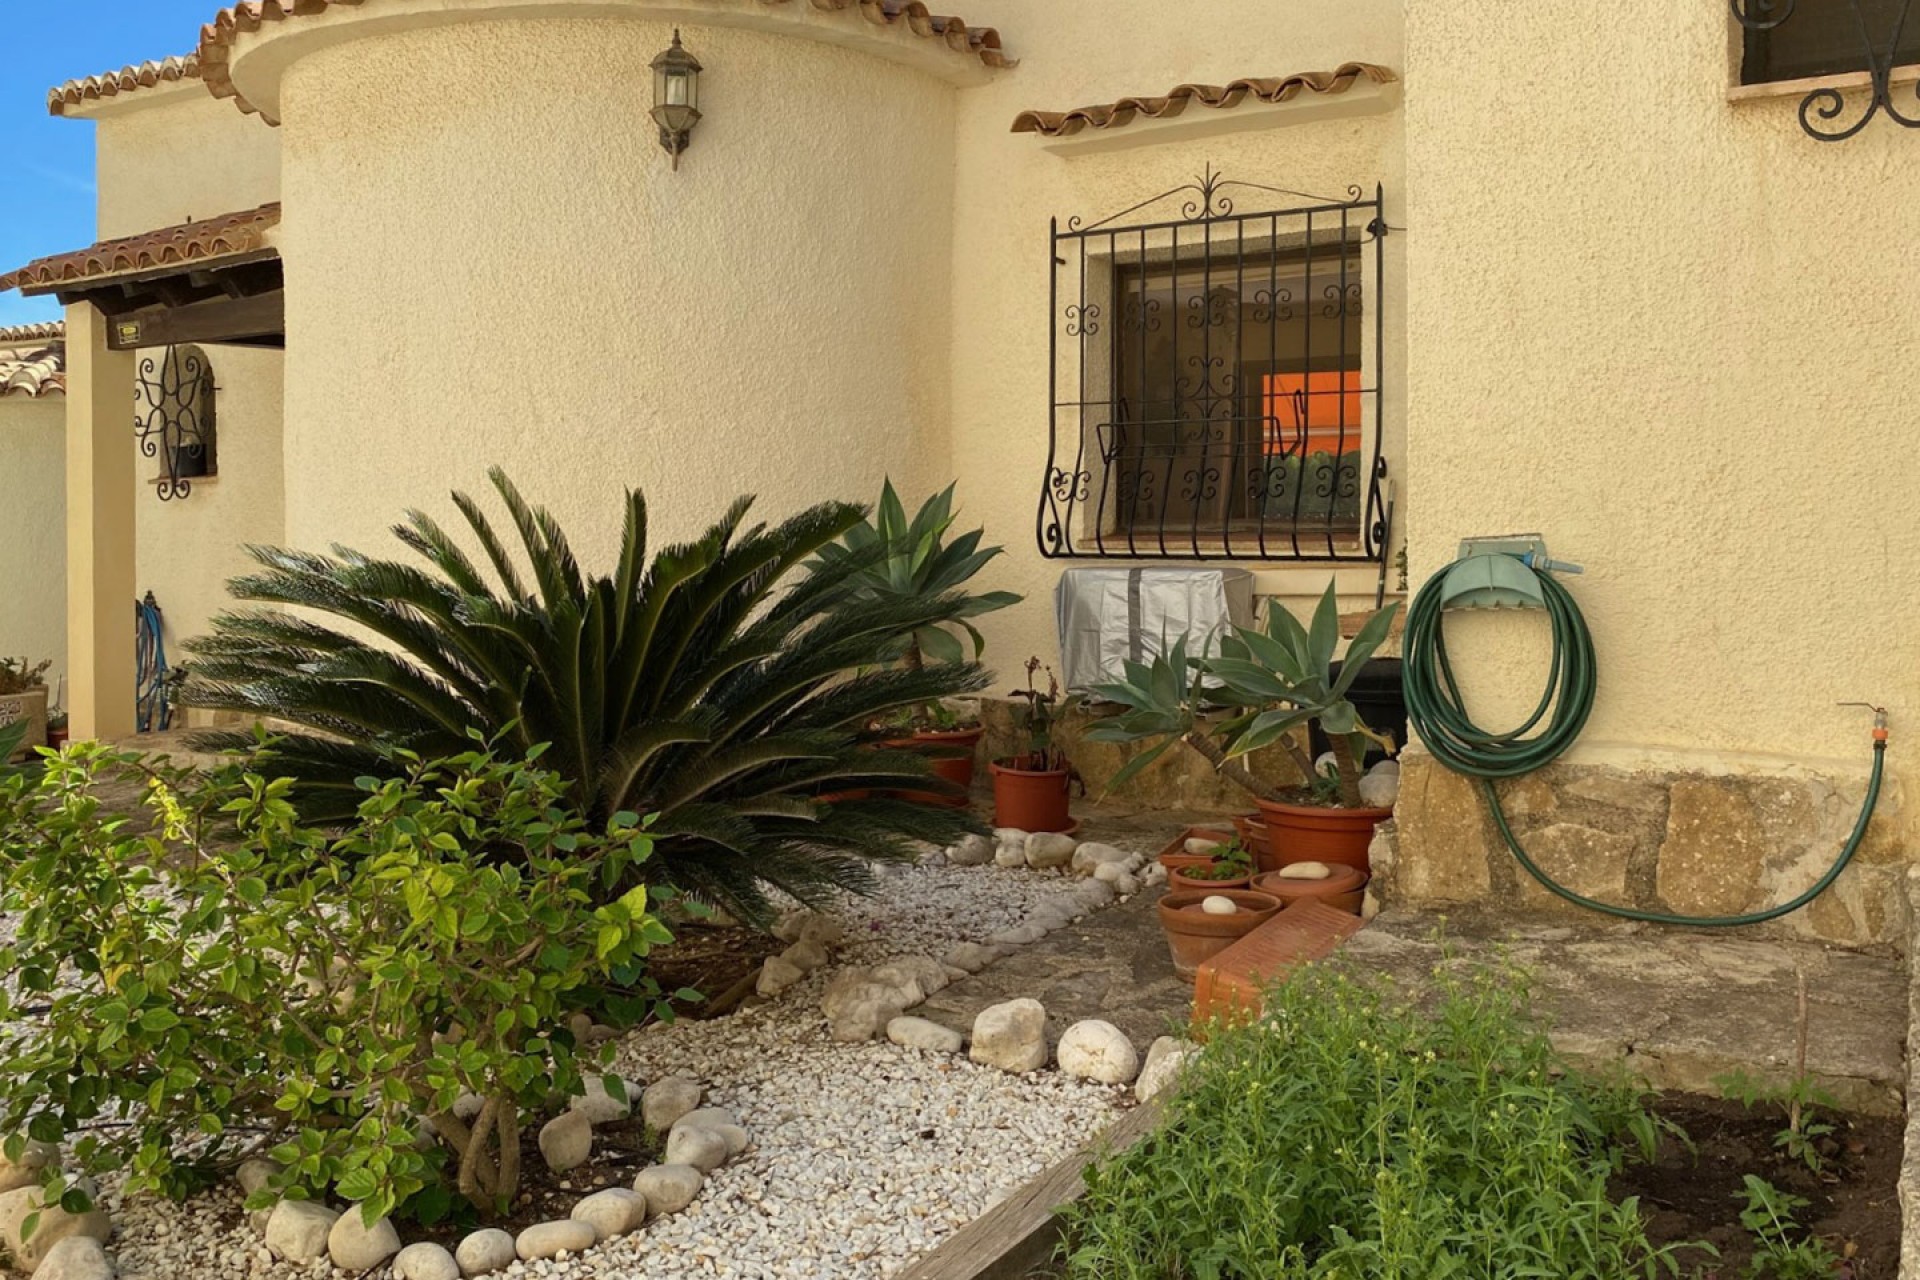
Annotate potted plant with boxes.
[1087,582,1400,873]
[990,658,1081,833]
[1167,836,1254,893]
[813,480,1020,805]
[0,658,52,764]
[46,710,69,752]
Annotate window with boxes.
[1040,175,1388,562]
[135,344,217,501]
[1740,0,1920,84]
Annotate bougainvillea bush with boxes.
[0,740,677,1224]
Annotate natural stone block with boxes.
[1393,752,1493,903]
[1658,779,1777,917]
[1513,823,1635,913]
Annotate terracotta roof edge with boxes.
[48,55,204,117]
[1012,62,1396,137]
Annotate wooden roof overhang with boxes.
[0,204,284,352]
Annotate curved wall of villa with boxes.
[1391,0,1920,942]
[272,13,957,569]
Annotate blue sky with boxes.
[0,2,214,327]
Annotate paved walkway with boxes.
[917,818,1907,1118]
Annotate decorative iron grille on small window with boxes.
[1735,0,1920,139]
[1039,168,1390,563]
[135,345,216,502]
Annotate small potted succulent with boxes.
[813,480,1020,805]
[1167,836,1254,893]
[989,658,1081,833]
[1088,582,1400,873]
[0,658,52,764]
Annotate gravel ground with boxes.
[84,851,1156,1279]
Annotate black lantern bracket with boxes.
[651,29,704,169]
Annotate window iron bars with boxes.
[1734,0,1920,139]
[1039,168,1390,563]
[134,345,214,502]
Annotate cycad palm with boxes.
[181,470,990,923]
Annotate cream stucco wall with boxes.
[1403,2,1920,796]
[93,90,280,239]
[134,346,286,710]
[0,401,68,693]
[273,14,957,569]
[947,0,1407,678]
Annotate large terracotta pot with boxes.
[885,727,984,808]
[990,759,1073,832]
[1252,798,1393,874]
[1251,865,1369,916]
[1156,889,1283,980]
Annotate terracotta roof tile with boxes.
[199,0,1011,118]
[0,325,65,400]
[1012,62,1397,138]
[0,205,282,296]
[48,55,203,116]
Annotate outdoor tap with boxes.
[1839,702,1891,744]
[1521,550,1584,576]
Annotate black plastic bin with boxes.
[1310,657,1406,770]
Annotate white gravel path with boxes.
[78,854,1150,1279]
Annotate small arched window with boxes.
[135,344,216,501]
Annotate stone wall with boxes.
[975,697,1305,815]
[1376,750,1908,949]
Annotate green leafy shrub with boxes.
[179,470,991,923]
[1734,1175,1840,1279]
[0,740,676,1223]
[1062,959,1688,1279]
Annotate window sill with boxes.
[1727,62,1920,104]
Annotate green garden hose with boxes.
[1401,558,1886,927]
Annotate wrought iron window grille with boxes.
[1734,0,1920,139]
[1039,166,1391,564]
[135,345,216,502]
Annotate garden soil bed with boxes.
[1612,1093,1902,1278]
[650,922,784,1017]
[407,1113,668,1247]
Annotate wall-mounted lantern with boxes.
[650,30,703,170]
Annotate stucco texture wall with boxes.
[945,0,1407,681]
[1402,3,1920,779]
[134,347,286,719]
[274,15,956,571]
[0,401,68,692]
[94,93,280,238]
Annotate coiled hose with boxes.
[1402,558,1885,927]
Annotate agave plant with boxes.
[809,480,1021,672]
[180,470,991,923]
[1086,583,1400,807]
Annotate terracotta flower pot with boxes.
[1167,864,1252,894]
[1233,814,1277,871]
[885,727,984,808]
[1252,797,1394,874]
[1157,889,1283,980]
[1155,827,1236,873]
[990,760,1073,832]
[1251,866,1369,916]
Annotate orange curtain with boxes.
[1262,371,1363,456]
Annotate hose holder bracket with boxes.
[1440,534,1585,612]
